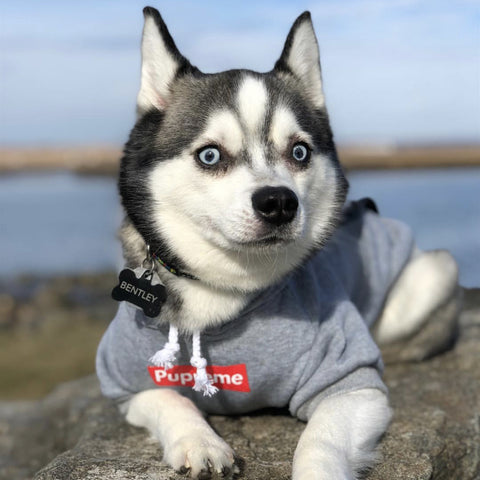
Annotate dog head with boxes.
[119,7,348,291]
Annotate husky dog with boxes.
[97,7,460,479]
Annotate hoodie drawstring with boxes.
[149,325,179,370]
[190,331,218,396]
[149,325,218,397]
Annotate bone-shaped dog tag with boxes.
[112,268,166,318]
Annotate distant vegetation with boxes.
[0,145,479,175]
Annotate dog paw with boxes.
[164,428,236,478]
[293,465,353,480]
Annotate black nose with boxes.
[252,186,299,226]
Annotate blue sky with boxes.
[1,0,479,146]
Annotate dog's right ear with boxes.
[137,7,195,114]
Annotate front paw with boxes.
[293,445,354,480]
[293,463,353,480]
[163,427,236,479]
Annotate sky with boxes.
[1,0,479,146]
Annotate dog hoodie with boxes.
[96,199,414,420]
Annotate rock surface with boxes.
[1,290,479,480]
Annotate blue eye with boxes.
[197,146,221,166]
[291,143,310,162]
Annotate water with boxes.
[347,168,480,287]
[0,172,122,276]
[0,169,478,286]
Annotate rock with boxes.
[0,377,101,480]
[0,272,118,331]
[1,290,479,480]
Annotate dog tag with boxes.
[112,268,167,318]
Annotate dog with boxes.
[96,7,461,479]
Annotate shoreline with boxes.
[1,145,479,175]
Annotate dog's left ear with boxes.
[274,12,325,109]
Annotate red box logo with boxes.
[148,363,250,392]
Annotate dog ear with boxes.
[137,7,195,114]
[274,12,325,109]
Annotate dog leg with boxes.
[292,389,391,480]
[124,388,235,478]
[373,249,461,362]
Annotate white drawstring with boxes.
[149,325,179,369]
[149,326,218,397]
[190,331,218,397]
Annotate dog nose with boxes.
[252,186,298,226]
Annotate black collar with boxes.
[151,252,198,280]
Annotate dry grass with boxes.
[0,318,106,400]
[0,146,122,175]
[339,144,480,170]
[0,273,117,400]
[0,145,479,174]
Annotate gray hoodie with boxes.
[96,200,414,421]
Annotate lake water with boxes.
[0,169,479,287]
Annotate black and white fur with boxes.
[116,8,460,479]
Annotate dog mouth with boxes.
[198,212,303,251]
[232,235,294,248]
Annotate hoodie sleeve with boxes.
[96,302,167,403]
[288,293,387,422]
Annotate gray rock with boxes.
[1,290,479,480]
